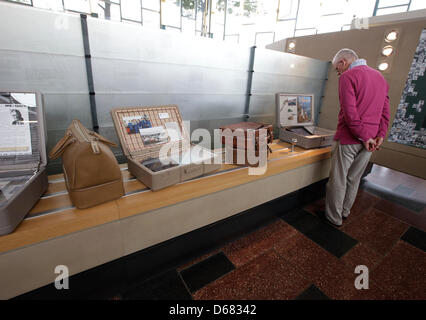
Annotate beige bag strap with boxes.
[49,132,75,160]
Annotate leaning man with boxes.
[324,49,390,227]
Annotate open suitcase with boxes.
[276,93,335,148]
[0,92,48,235]
[111,105,221,191]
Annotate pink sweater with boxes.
[335,65,390,144]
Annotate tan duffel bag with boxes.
[49,119,125,209]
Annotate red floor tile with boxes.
[274,232,346,281]
[372,241,426,300]
[341,208,409,256]
[222,219,298,267]
[350,190,381,217]
[340,242,384,272]
[314,264,392,300]
[193,249,311,300]
[374,199,426,231]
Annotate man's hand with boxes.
[374,136,384,150]
[363,138,377,152]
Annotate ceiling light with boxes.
[382,45,394,57]
[378,62,389,71]
[385,30,398,42]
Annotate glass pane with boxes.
[33,0,64,11]
[181,0,196,19]
[122,0,142,22]
[142,0,160,11]
[378,0,410,7]
[255,32,274,48]
[346,0,377,19]
[63,0,91,13]
[224,0,244,34]
[224,34,239,44]
[162,0,181,27]
[274,19,296,40]
[319,0,348,15]
[8,0,32,5]
[142,9,160,28]
[182,16,195,34]
[296,0,321,29]
[376,5,408,15]
[278,0,299,20]
[210,0,225,40]
[294,28,317,37]
[410,0,426,10]
[95,1,121,21]
[317,13,347,34]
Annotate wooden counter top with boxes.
[0,141,331,254]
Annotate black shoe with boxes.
[315,210,342,228]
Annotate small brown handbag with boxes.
[49,119,125,209]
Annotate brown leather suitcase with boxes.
[220,122,273,166]
[220,122,273,149]
[49,120,124,209]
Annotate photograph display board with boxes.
[388,28,426,149]
[276,93,314,127]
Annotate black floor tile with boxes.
[179,252,235,293]
[279,208,358,258]
[123,270,192,300]
[295,285,330,300]
[401,227,426,252]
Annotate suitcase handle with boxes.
[49,132,76,160]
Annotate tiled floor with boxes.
[111,165,425,300]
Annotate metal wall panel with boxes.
[87,17,252,133]
[0,2,90,174]
[251,48,329,126]
[95,93,247,128]
[87,19,250,71]
[0,2,85,56]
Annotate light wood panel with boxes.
[0,201,120,253]
[116,148,330,219]
[0,142,330,254]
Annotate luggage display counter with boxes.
[0,140,332,299]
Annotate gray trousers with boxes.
[325,141,372,225]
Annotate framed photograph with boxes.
[122,114,153,134]
[276,93,314,127]
[0,92,37,156]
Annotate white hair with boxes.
[332,48,358,65]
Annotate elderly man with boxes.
[322,49,390,227]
